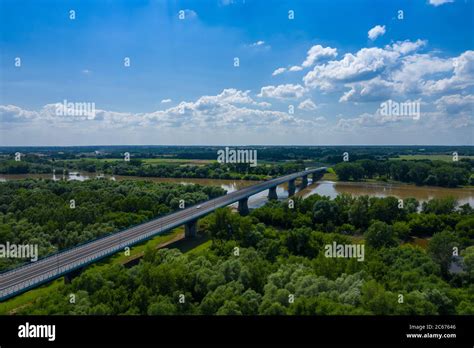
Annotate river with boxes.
[1,173,473,207]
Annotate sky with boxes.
[0,0,473,146]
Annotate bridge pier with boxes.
[312,171,323,183]
[64,267,83,284]
[268,186,278,201]
[300,175,308,188]
[185,219,198,238]
[238,198,249,216]
[288,179,296,196]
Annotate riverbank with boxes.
[303,180,474,206]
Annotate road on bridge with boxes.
[0,167,326,301]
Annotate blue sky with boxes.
[0,0,473,145]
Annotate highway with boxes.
[0,167,326,301]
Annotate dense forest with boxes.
[334,159,473,187]
[0,180,225,271]
[18,192,474,315]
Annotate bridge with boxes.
[0,167,326,301]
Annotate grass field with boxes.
[322,171,338,181]
[0,279,63,314]
[186,240,212,255]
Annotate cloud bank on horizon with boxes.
[0,0,472,145]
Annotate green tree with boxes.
[392,221,411,241]
[313,200,339,225]
[422,197,457,215]
[408,162,431,185]
[364,221,397,249]
[408,213,444,236]
[216,300,242,315]
[348,197,369,228]
[147,296,177,315]
[368,197,402,224]
[361,280,396,314]
[461,246,474,279]
[334,162,352,181]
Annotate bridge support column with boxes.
[268,186,278,201]
[301,175,308,188]
[185,219,198,239]
[238,198,249,216]
[64,267,83,284]
[288,179,296,196]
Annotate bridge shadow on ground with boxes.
[123,233,210,268]
[162,233,210,254]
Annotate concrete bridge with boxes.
[0,167,326,301]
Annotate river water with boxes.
[1,173,473,207]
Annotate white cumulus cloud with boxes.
[298,99,317,110]
[272,45,337,77]
[301,39,466,104]
[301,45,338,68]
[289,66,303,72]
[272,67,286,76]
[258,84,306,99]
